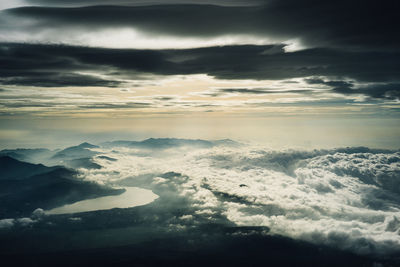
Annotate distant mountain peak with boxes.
[100,137,240,149]
[51,142,100,160]
[77,142,98,149]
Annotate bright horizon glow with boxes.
[1,115,399,150]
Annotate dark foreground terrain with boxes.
[1,227,396,267]
[1,200,399,267]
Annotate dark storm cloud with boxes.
[354,83,400,100]
[154,96,176,101]
[0,102,58,108]
[306,79,400,100]
[24,0,262,7]
[78,102,152,109]
[6,0,400,51]
[0,101,151,110]
[1,43,399,87]
[183,45,399,82]
[0,73,121,87]
[221,88,277,95]
[219,88,311,95]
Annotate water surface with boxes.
[46,187,158,215]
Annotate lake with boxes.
[46,187,158,215]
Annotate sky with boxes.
[0,0,399,149]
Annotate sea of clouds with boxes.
[73,143,400,256]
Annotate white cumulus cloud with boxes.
[78,144,400,255]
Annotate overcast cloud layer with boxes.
[0,0,399,118]
[3,0,399,50]
[0,43,399,100]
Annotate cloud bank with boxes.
[2,139,400,257]
[0,43,399,102]
[0,1,399,117]
[54,142,400,256]
[4,1,399,51]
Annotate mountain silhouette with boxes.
[102,138,239,149]
[0,148,53,164]
[0,156,59,180]
[51,142,99,160]
[0,156,123,219]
